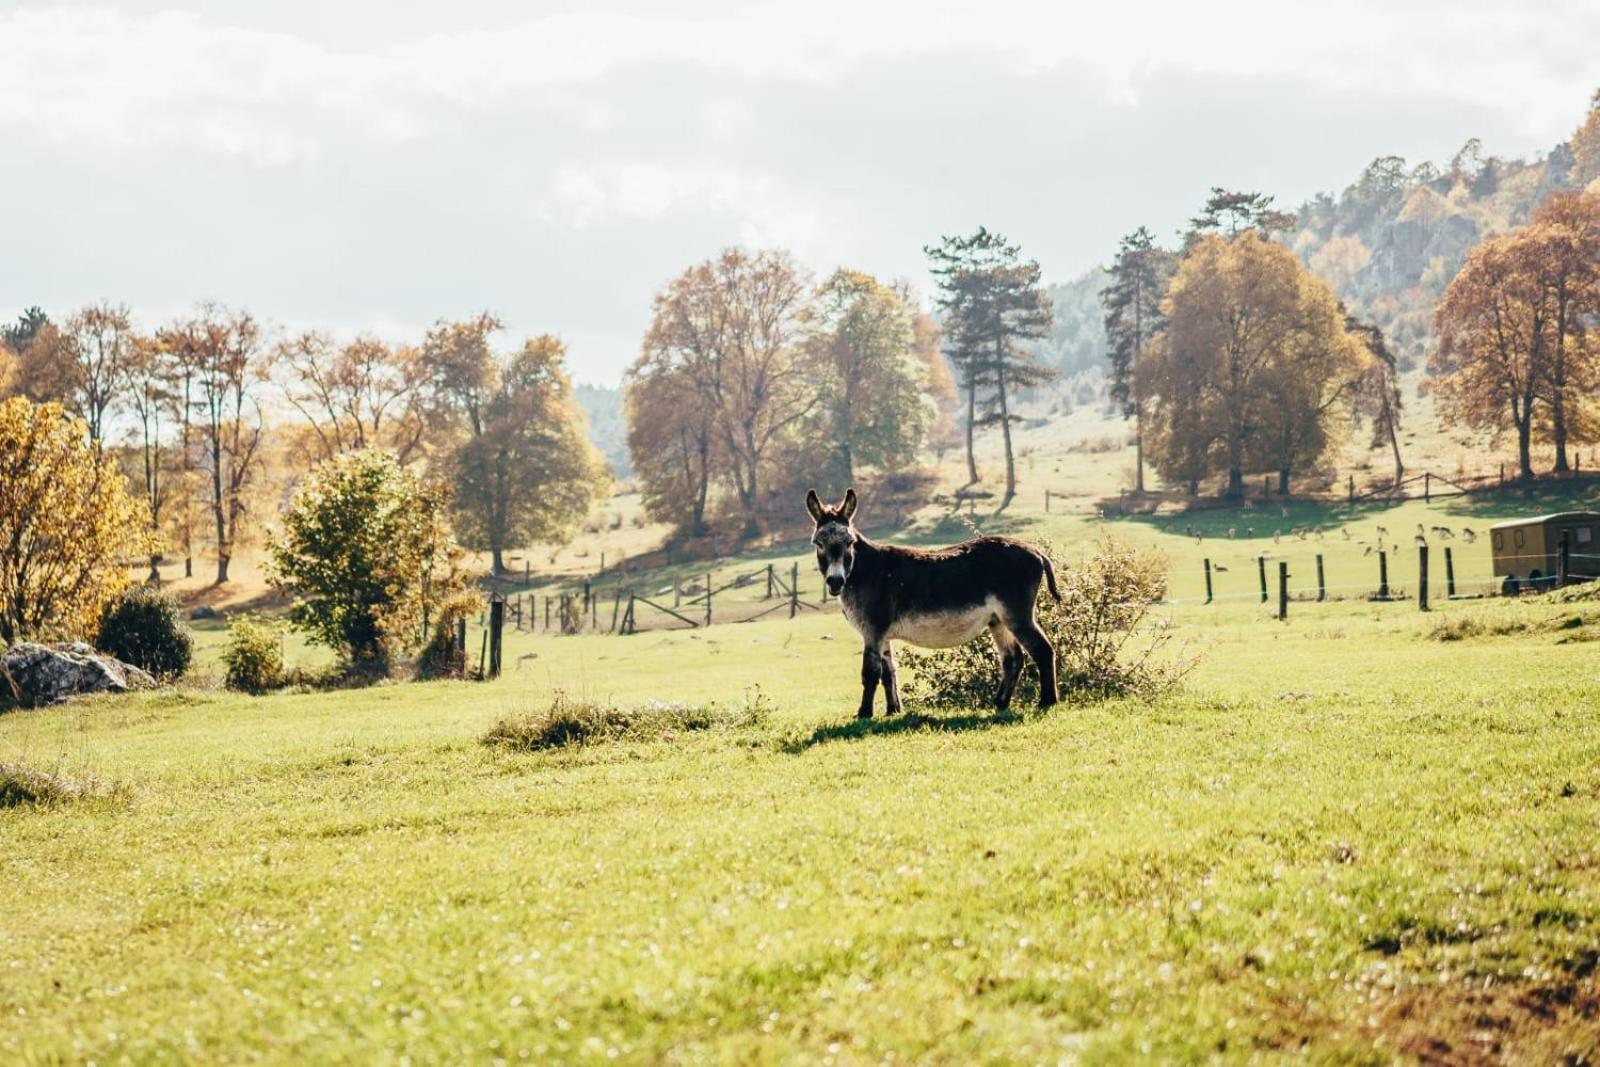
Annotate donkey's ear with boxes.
[840,488,857,522]
[805,489,824,522]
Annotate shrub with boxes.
[483,687,773,751]
[415,592,483,680]
[268,449,469,677]
[220,617,285,693]
[900,535,1191,709]
[95,586,193,679]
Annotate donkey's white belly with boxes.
[886,598,999,649]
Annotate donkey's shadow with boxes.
[778,708,1026,753]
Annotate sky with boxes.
[3,1,1596,385]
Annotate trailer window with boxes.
[1579,527,1593,544]
[1493,530,1503,550]
[1515,528,1526,549]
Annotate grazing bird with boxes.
[1364,545,1374,557]
[1273,529,1282,544]
[1214,563,1229,572]
[1376,525,1389,540]
[807,488,1058,718]
[1281,506,1290,518]
[1246,527,1255,537]
[1314,529,1325,542]
[1228,527,1236,539]
[1414,533,1427,547]
[1462,527,1478,543]
[1340,527,1351,540]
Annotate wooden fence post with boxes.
[454,617,466,671]
[1348,474,1355,502]
[1045,489,1051,513]
[1257,556,1268,604]
[674,577,681,608]
[488,598,504,677]
[1378,550,1389,599]
[1418,545,1429,612]
[766,564,774,599]
[790,562,800,618]
[1203,558,1213,604]
[1445,546,1456,599]
[705,571,713,627]
[1424,472,1431,502]
[610,589,622,632]
[1263,473,1270,498]
[1316,554,1326,602]
[1278,561,1288,621]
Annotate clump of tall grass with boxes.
[483,687,773,751]
[0,761,113,808]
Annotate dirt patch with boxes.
[1372,970,1599,1065]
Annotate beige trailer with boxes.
[1490,511,1600,594]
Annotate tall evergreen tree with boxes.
[1101,226,1175,492]
[924,228,1054,507]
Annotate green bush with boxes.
[900,535,1192,709]
[220,617,285,694]
[95,586,193,679]
[267,449,468,678]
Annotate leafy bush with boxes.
[415,592,483,680]
[220,617,285,694]
[268,449,468,678]
[900,535,1191,709]
[483,688,773,751]
[95,586,193,679]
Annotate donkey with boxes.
[807,488,1060,718]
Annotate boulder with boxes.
[0,642,156,709]
[189,605,220,621]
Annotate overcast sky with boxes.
[3,1,1595,385]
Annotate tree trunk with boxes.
[147,556,160,583]
[492,546,506,575]
[1278,467,1290,495]
[1518,420,1534,481]
[1553,394,1570,473]
[997,365,1015,508]
[964,377,979,485]
[1226,466,1244,500]
[1187,478,1198,496]
[1388,422,1404,485]
[1133,407,1145,493]
[216,554,231,584]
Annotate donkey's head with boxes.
[806,488,858,596]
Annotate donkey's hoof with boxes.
[856,708,874,720]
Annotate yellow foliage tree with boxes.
[0,398,153,644]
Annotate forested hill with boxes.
[1291,134,1594,370]
[575,383,629,478]
[1038,101,1600,381]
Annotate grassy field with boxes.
[4,582,1600,1062]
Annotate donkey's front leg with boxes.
[880,642,902,716]
[858,640,884,719]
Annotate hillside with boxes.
[575,383,630,478]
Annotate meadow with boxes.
[6,396,1600,1062]
[4,559,1600,1062]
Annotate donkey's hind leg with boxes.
[880,642,902,715]
[1013,617,1058,709]
[988,619,1024,711]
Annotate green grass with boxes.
[3,588,1599,1063]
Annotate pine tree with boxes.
[925,228,1054,507]
[1101,226,1174,492]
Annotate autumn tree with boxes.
[624,356,719,537]
[628,249,815,538]
[160,305,267,584]
[1142,232,1364,498]
[60,303,137,445]
[126,334,176,580]
[1525,191,1600,472]
[907,305,961,459]
[423,320,607,572]
[276,332,430,465]
[925,228,1054,506]
[268,449,466,674]
[807,269,932,488]
[0,398,152,644]
[1431,236,1545,480]
[1101,226,1175,492]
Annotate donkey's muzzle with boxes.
[826,576,845,596]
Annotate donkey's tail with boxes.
[1040,553,1062,601]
